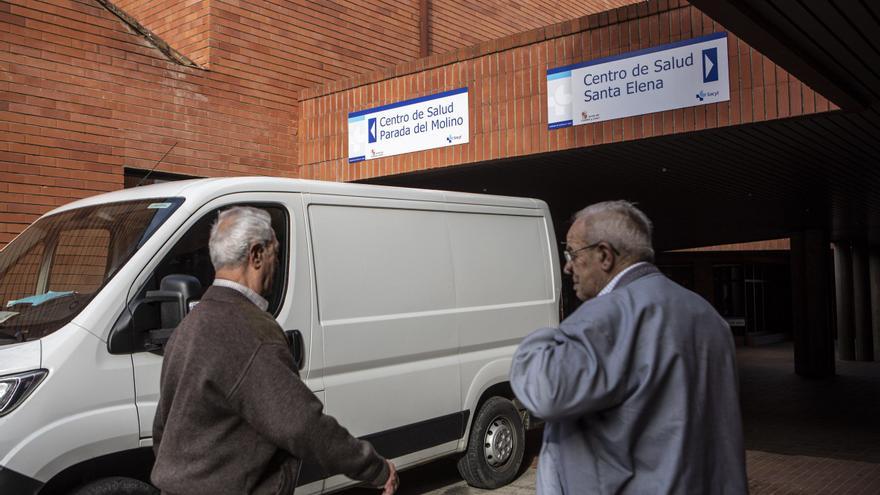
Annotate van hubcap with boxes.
[483,416,514,468]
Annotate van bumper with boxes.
[0,465,43,495]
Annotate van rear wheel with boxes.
[69,476,158,495]
[457,396,525,489]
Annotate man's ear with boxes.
[599,244,616,272]
[250,242,265,269]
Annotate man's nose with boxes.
[563,260,572,275]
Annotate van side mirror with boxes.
[139,275,203,351]
[109,275,202,354]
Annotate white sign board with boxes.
[547,32,729,129]
[348,88,469,163]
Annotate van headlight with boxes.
[0,369,48,417]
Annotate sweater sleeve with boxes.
[227,342,389,487]
[152,405,164,457]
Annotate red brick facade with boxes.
[0,0,298,244]
[0,0,837,245]
[115,0,211,66]
[297,0,837,181]
[428,0,638,55]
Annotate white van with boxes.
[0,177,560,494]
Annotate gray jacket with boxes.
[511,264,747,494]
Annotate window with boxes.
[0,198,183,343]
[48,229,111,294]
[145,204,289,315]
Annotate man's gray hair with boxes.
[574,200,654,263]
[209,206,275,270]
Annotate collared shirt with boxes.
[597,261,649,297]
[212,278,269,312]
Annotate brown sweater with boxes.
[151,286,388,494]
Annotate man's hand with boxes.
[381,460,398,495]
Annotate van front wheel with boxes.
[457,396,525,489]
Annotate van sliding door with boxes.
[306,196,462,490]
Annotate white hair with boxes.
[574,200,654,263]
[209,206,275,270]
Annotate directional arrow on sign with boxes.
[701,47,718,82]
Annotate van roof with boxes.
[47,177,541,215]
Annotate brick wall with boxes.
[297,0,838,182]
[429,0,640,54]
[679,238,791,252]
[0,0,648,247]
[0,0,298,245]
[115,0,210,66]
[208,0,422,91]
[114,1,641,93]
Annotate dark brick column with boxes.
[852,241,874,361]
[834,241,856,360]
[870,247,880,361]
[790,230,835,378]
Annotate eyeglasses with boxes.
[563,241,619,263]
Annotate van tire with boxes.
[457,396,525,489]
[69,477,158,495]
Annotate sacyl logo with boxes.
[695,89,720,102]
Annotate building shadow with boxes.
[739,342,880,463]
[340,428,542,495]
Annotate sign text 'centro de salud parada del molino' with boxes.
[547,32,730,129]
[348,88,469,163]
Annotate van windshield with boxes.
[0,198,183,344]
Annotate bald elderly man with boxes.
[511,200,747,494]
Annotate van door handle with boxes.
[284,329,305,371]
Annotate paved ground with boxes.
[340,343,880,494]
[740,344,880,494]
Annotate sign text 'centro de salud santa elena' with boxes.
[348,88,469,163]
[547,32,730,129]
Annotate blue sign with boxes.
[368,118,377,143]
[546,33,730,129]
[348,88,469,163]
[702,47,718,83]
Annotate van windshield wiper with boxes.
[0,334,22,344]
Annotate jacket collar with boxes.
[612,262,661,292]
[201,285,257,307]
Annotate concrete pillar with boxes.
[852,241,874,361]
[833,241,855,360]
[870,248,880,361]
[790,231,835,378]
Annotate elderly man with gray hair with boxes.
[511,200,747,494]
[152,206,398,495]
